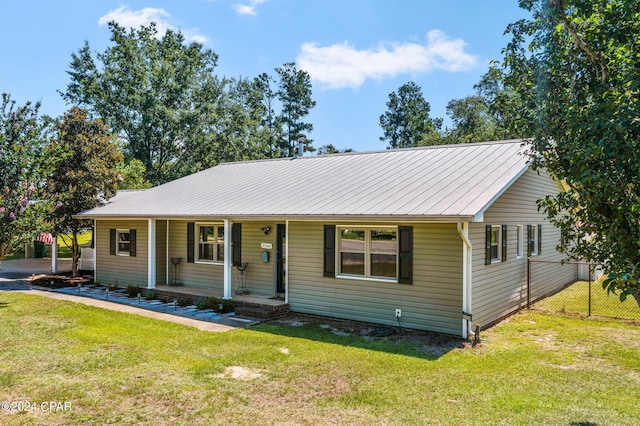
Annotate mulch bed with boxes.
[30,272,94,289]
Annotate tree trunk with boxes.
[633,288,640,310]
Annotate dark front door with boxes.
[276,224,286,294]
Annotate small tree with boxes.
[0,94,44,259]
[46,107,122,275]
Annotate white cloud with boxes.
[297,30,478,89]
[235,0,267,16]
[98,6,208,43]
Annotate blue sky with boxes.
[1,1,530,152]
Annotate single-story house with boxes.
[78,139,565,337]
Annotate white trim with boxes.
[531,224,539,256]
[194,222,225,264]
[490,225,502,263]
[336,225,399,280]
[285,220,289,304]
[147,219,156,289]
[335,274,398,284]
[223,219,231,299]
[115,229,131,256]
[457,221,472,339]
[93,220,97,283]
[516,225,524,259]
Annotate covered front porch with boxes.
[95,218,289,301]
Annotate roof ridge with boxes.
[216,139,525,166]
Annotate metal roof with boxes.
[78,140,530,222]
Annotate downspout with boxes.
[457,221,473,339]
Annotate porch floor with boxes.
[154,285,287,307]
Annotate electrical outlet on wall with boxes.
[395,308,402,318]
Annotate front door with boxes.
[276,224,286,294]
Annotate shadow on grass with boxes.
[252,314,466,360]
[570,422,597,426]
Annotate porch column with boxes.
[147,219,156,289]
[165,220,169,286]
[285,220,289,304]
[51,235,58,273]
[223,219,232,299]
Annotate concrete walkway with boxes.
[15,290,236,332]
[0,258,245,332]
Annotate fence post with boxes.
[588,263,592,317]
[527,257,531,309]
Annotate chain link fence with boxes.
[527,259,640,321]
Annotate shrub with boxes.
[145,290,155,300]
[194,296,234,313]
[126,285,142,298]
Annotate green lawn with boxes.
[2,233,92,260]
[1,292,639,425]
[535,280,640,320]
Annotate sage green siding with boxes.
[95,220,148,287]
[165,220,276,295]
[239,222,278,297]
[287,222,463,335]
[167,220,223,290]
[471,168,564,327]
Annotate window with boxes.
[527,224,542,256]
[490,225,501,262]
[110,228,136,257]
[516,225,523,258]
[531,225,539,256]
[338,227,397,279]
[117,229,131,256]
[196,224,224,263]
[485,224,507,265]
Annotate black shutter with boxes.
[232,223,242,267]
[110,229,116,255]
[501,224,508,262]
[187,222,195,263]
[398,226,413,284]
[323,225,336,277]
[538,224,542,255]
[485,225,492,265]
[527,225,533,257]
[129,229,136,257]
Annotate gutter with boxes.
[457,221,473,339]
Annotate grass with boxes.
[2,232,92,260]
[535,280,640,320]
[1,292,640,425]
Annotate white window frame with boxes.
[336,226,398,282]
[195,223,224,264]
[490,225,502,263]
[516,225,523,259]
[531,225,539,256]
[116,229,131,256]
